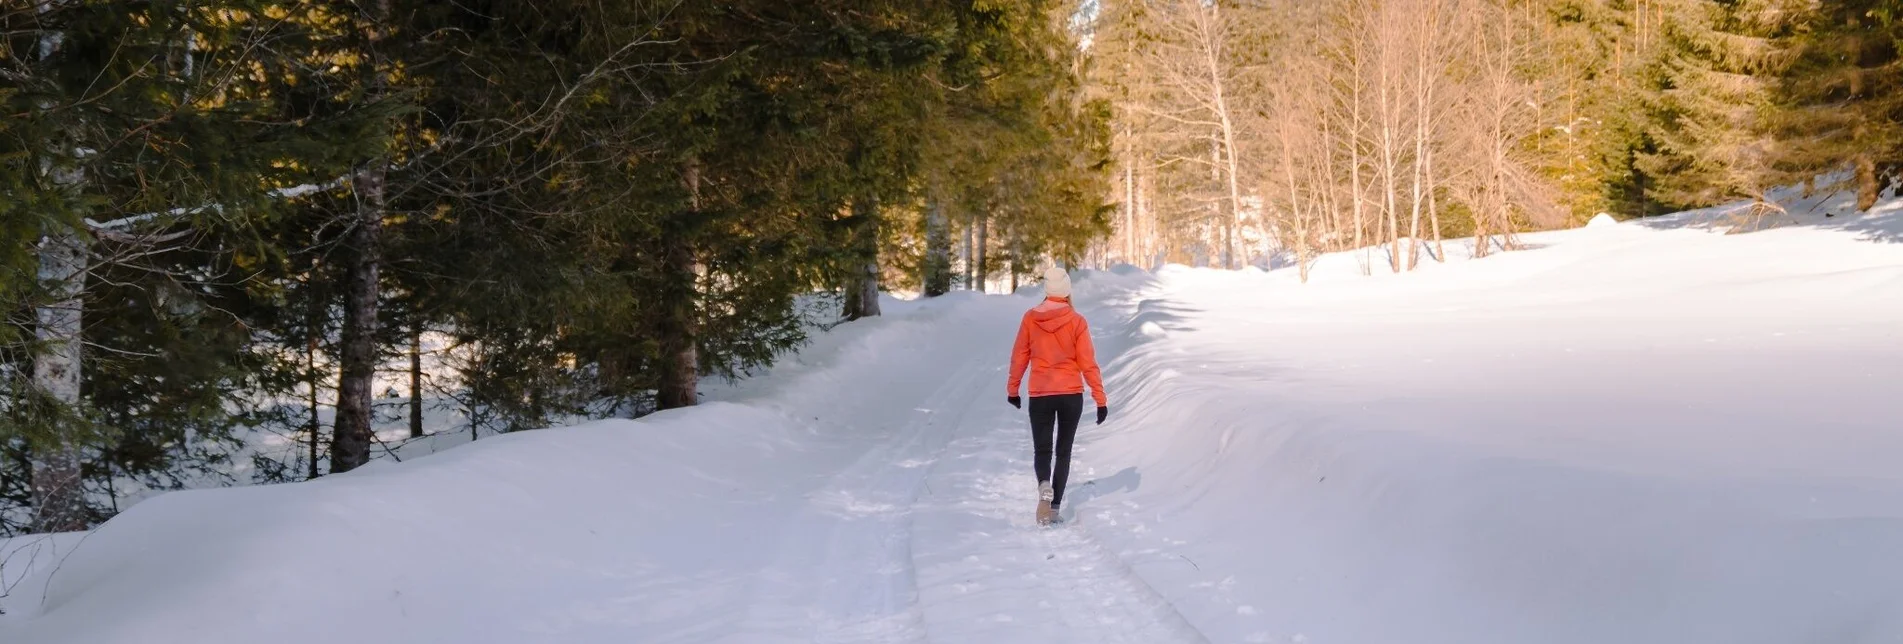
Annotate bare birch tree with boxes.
[1137,0,1250,268]
[1089,0,1576,275]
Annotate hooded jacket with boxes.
[1007,297,1107,407]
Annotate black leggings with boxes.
[1028,393,1083,508]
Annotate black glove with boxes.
[1096,406,1109,425]
[1008,396,1022,409]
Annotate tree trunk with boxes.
[1005,219,1019,292]
[408,322,423,438]
[1408,161,1423,270]
[1427,154,1445,263]
[1473,202,1491,259]
[1208,141,1230,269]
[1857,153,1879,212]
[1371,4,1407,274]
[1636,165,1647,217]
[1379,54,1402,274]
[1383,140,1401,273]
[1200,2,1244,269]
[962,219,974,289]
[306,288,322,480]
[31,224,89,533]
[1221,137,1245,265]
[922,197,951,297]
[843,196,882,320]
[1408,53,1428,270]
[1419,3,1446,264]
[657,160,702,410]
[1123,130,1137,263]
[1476,91,1509,259]
[1219,124,1244,269]
[1136,166,1151,267]
[974,215,989,293]
[1350,47,1369,275]
[655,234,698,410]
[1280,121,1310,283]
[330,0,392,474]
[1320,113,1341,250]
[331,162,384,474]
[28,0,91,534]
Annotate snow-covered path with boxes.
[717,284,1207,644]
[5,206,1903,644]
[722,326,990,643]
[908,409,1209,644]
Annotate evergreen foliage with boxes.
[1,0,1110,533]
[1769,0,1903,210]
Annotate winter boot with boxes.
[1037,481,1058,525]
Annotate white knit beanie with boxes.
[1043,265,1072,298]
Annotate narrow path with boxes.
[907,381,1210,644]
[720,309,1004,643]
[727,294,1208,644]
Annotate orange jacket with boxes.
[1008,297,1107,407]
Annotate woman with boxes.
[1006,265,1109,526]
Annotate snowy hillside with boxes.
[4,201,1901,644]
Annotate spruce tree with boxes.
[1769,0,1903,211]
[1636,0,1793,214]
[1,0,386,530]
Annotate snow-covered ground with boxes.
[3,196,1900,643]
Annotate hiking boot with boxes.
[1037,499,1058,526]
[1039,481,1054,502]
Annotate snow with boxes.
[1080,207,1903,643]
[85,177,350,231]
[3,199,1901,643]
[0,532,88,616]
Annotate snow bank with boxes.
[1,532,88,617]
[0,294,1031,643]
[1073,203,1903,643]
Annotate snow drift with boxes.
[1078,207,1903,643]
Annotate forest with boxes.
[3,0,1898,535]
[1093,0,1902,277]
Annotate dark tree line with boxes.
[1,0,1109,534]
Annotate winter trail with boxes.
[721,289,1204,644]
[908,400,1210,644]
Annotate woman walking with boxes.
[1006,266,1109,526]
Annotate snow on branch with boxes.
[84,176,348,232]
